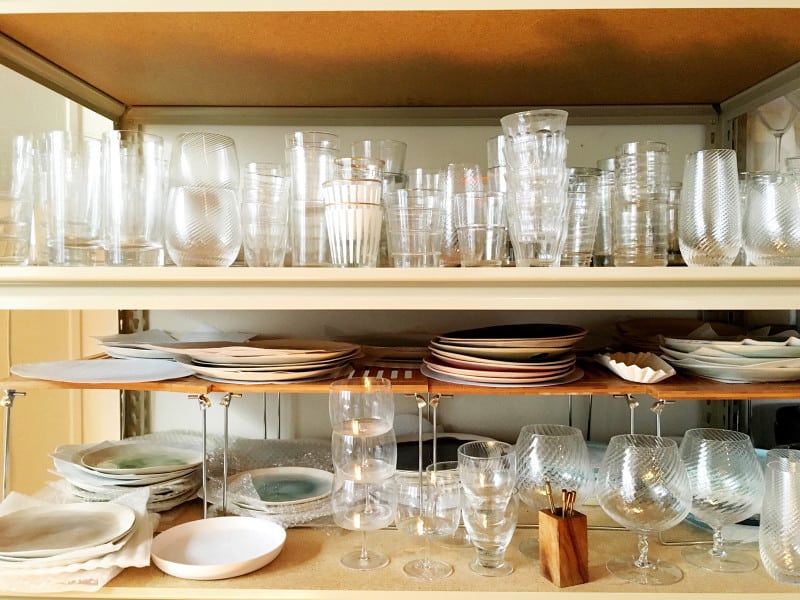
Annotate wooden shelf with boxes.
[0,6,799,123]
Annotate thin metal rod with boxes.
[192,394,211,519]
[1,390,23,501]
[586,394,593,441]
[430,394,440,467]
[414,393,426,512]
[568,394,573,427]
[220,392,240,516]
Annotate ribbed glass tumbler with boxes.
[743,172,800,266]
[678,149,741,267]
[759,448,800,585]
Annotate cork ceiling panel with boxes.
[0,9,798,108]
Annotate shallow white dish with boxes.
[10,359,193,383]
[144,339,359,366]
[80,442,203,476]
[595,352,676,383]
[150,516,286,580]
[0,502,136,559]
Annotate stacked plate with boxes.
[95,329,255,360]
[423,323,586,387]
[51,440,204,512]
[615,318,746,354]
[661,334,800,383]
[0,502,137,566]
[145,339,360,384]
[212,467,334,527]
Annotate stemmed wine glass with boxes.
[329,377,397,570]
[515,424,591,558]
[396,464,461,580]
[597,434,692,585]
[755,96,798,171]
[331,473,397,570]
[680,428,763,572]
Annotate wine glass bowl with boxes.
[515,424,591,557]
[597,434,691,585]
[329,377,394,436]
[680,428,763,572]
[755,96,798,171]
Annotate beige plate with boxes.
[423,357,572,380]
[421,364,584,387]
[430,347,575,371]
[143,339,360,365]
[430,340,572,360]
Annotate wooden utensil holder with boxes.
[538,508,589,588]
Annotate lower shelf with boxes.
[19,502,794,600]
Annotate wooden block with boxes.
[538,509,589,588]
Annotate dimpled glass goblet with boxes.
[680,428,763,572]
[597,434,691,585]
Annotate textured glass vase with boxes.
[759,448,800,585]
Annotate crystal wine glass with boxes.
[755,96,798,171]
[515,424,591,558]
[597,434,692,585]
[329,377,394,437]
[396,466,461,580]
[680,428,763,572]
[331,472,397,570]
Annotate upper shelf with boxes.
[1,5,799,123]
[1,266,799,311]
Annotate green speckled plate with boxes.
[230,467,334,506]
[80,442,203,476]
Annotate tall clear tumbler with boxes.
[286,131,338,267]
[0,134,33,265]
[759,448,800,585]
[103,130,165,266]
[240,165,290,267]
[37,131,104,266]
[613,141,670,266]
[442,163,483,267]
[165,132,242,266]
[743,172,800,266]
[561,168,601,267]
[678,149,741,267]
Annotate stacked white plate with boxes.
[661,334,800,383]
[0,502,137,566]
[614,318,746,354]
[143,339,360,384]
[51,440,204,512]
[95,329,256,360]
[423,323,586,387]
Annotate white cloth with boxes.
[0,488,157,593]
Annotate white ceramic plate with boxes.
[0,502,136,559]
[144,339,359,366]
[10,359,193,383]
[150,516,286,580]
[228,467,333,507]
[423,356,573,380]
[421,363,583,387]
[101,345,176,360]
[663,359,800,383]
[176,359,352,383]
[80,442,203,475]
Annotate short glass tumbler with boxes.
[385,189,444,267]
[759,448,800,585]
[744,172,800,266]
[561,168,601,267]
[454,191,507,267]
[0,134,33,265]
[240,169,290,267]
[679,149,741,267]
[323,178,383,268]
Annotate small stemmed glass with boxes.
[680,428,763,572]
[597,434,692,585]
[755,96,798,171]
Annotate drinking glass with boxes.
[286,131,338,266]
[323,178,383,268]
[396,467,460,580]
[515,424,591,557]
[350,139,406,175]
[332,429,397,483]
[165,132,242,266]
[679,428,763,572]
[743,172,800,265]
[331,472,397,570]
[37,131,104,266]
[613,141,670,266]
[0,134,33,265]
[458,440,517,576]
[666,182,684,266]
[755,96,798,171]
[759,448,800,585]
[454,191,507,267]
[426,460,470,547]
[103,130,165,266]
[592,167,615,267]
[329,377,394,436]
[443,163,483,266]
[597,434,692,585]
[679,149,741,267]
[240,164,290,267]
[561,168,601,267]
[384,189,444,267]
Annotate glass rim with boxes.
[457,440,515,460]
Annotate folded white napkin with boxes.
[0,488,157,593]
